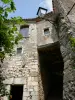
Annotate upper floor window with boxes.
[44,28,50,35]
[20,25,29,38]
[17,47,22,54]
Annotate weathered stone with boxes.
[31,91,38,96]
[33,86,38,91]
[3,78,13,84]
[1,1,75,100]
[13,78,26,84]
[23,96,27,100]
[31,82,38,86]
[32,96,38,100]
[23,92,29,96]
[30,71,38,77]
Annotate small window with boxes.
[20,25,29,38]
[17,47,22,54]
[44,28,50,35]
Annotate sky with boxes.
[8,0,53,19]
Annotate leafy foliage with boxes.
[0,67,9,96]
[70,37,75,47]
[0,0,24,96]
[0,0,24,60]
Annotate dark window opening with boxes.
[44,28,50,35]
[20,25,29,29]
[17,47,22,54]
[38,44,64,100]
[20,25,29,38]
[10,85,23,100]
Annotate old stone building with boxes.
[1,0,75,100]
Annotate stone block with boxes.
[30,71,38,77]
[23,92,29,96]
[31,77,38,82]
[32,96,38,100]
[31,77,35,81]
[13,77,26,84]
[24,85,27,89]
[5,85,10,93]
[64,60,72,69]
[28,85,33,89]
[31,91,38,96]
[28,77,32,82]
[3,78,13,84]
[31,82,38,86]
[33,86,38,91]
[34,77,38,82]
[64,69,73,83]
[23,96,28,100]
[28,82,32,86]
[28,88,34,92]
[23,86,28,92]
[63,55,70,62]
[3,96,8,100]
[60,46,68,57]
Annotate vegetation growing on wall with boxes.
[69,37,75,48]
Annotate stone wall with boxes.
[53,0,75,24]
[1,23,39,100]
[53,0,75,15]
[1,16,59,100]
[53,0,75,99]
[1,1,75,99]
[37,20,58,47]
[54,14,75,100]
[36,19,58,100]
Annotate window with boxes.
[20,25,29,38]
[17,47,22,54]
[44,28,50,35]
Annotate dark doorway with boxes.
[10,85,23,100]
[38,43,64,100]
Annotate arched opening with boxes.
[38,42,64,100]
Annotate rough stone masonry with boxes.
[1,0,75,100]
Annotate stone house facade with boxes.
[1,0,75,100]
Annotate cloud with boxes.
[39,0,53,12]
[45,0,53,11]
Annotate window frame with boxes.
[20,25,29,38]
[17,47,22,54]
[44,28,50,35]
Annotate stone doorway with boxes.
[38,43,64,100]
[10,85,23,100]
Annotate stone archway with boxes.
[38,42,64,100]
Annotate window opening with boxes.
[20,25,29,38]
[17,47,22,54]
[44,28,50,35]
